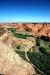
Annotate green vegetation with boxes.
[15,36,50,75]
[7,28,16,33]
[16,50,26,60]
[14,33,26,39]
[15,35,50,75]
[16,36,50,74]
[27,51,50,75]
[36,37,50,53]
[14,33,32,39]
[0,26,50,75]
[36,37,46,46]
[16,45,21,49]
[27,37,50,74]
[8,28,50,75]
[7,27,32,39]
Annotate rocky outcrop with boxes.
[0,23,50,38]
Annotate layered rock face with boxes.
[0,23,50,38]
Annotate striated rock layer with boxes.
[0,23,50,38]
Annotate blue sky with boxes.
[0,0,50,22]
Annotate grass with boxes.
[7,28,16,33]
[16,50,26,60]
[27,51,50,75]
[36,37,50,53]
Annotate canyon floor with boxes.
[0,23,50,75]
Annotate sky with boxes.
[0,0,50,22]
